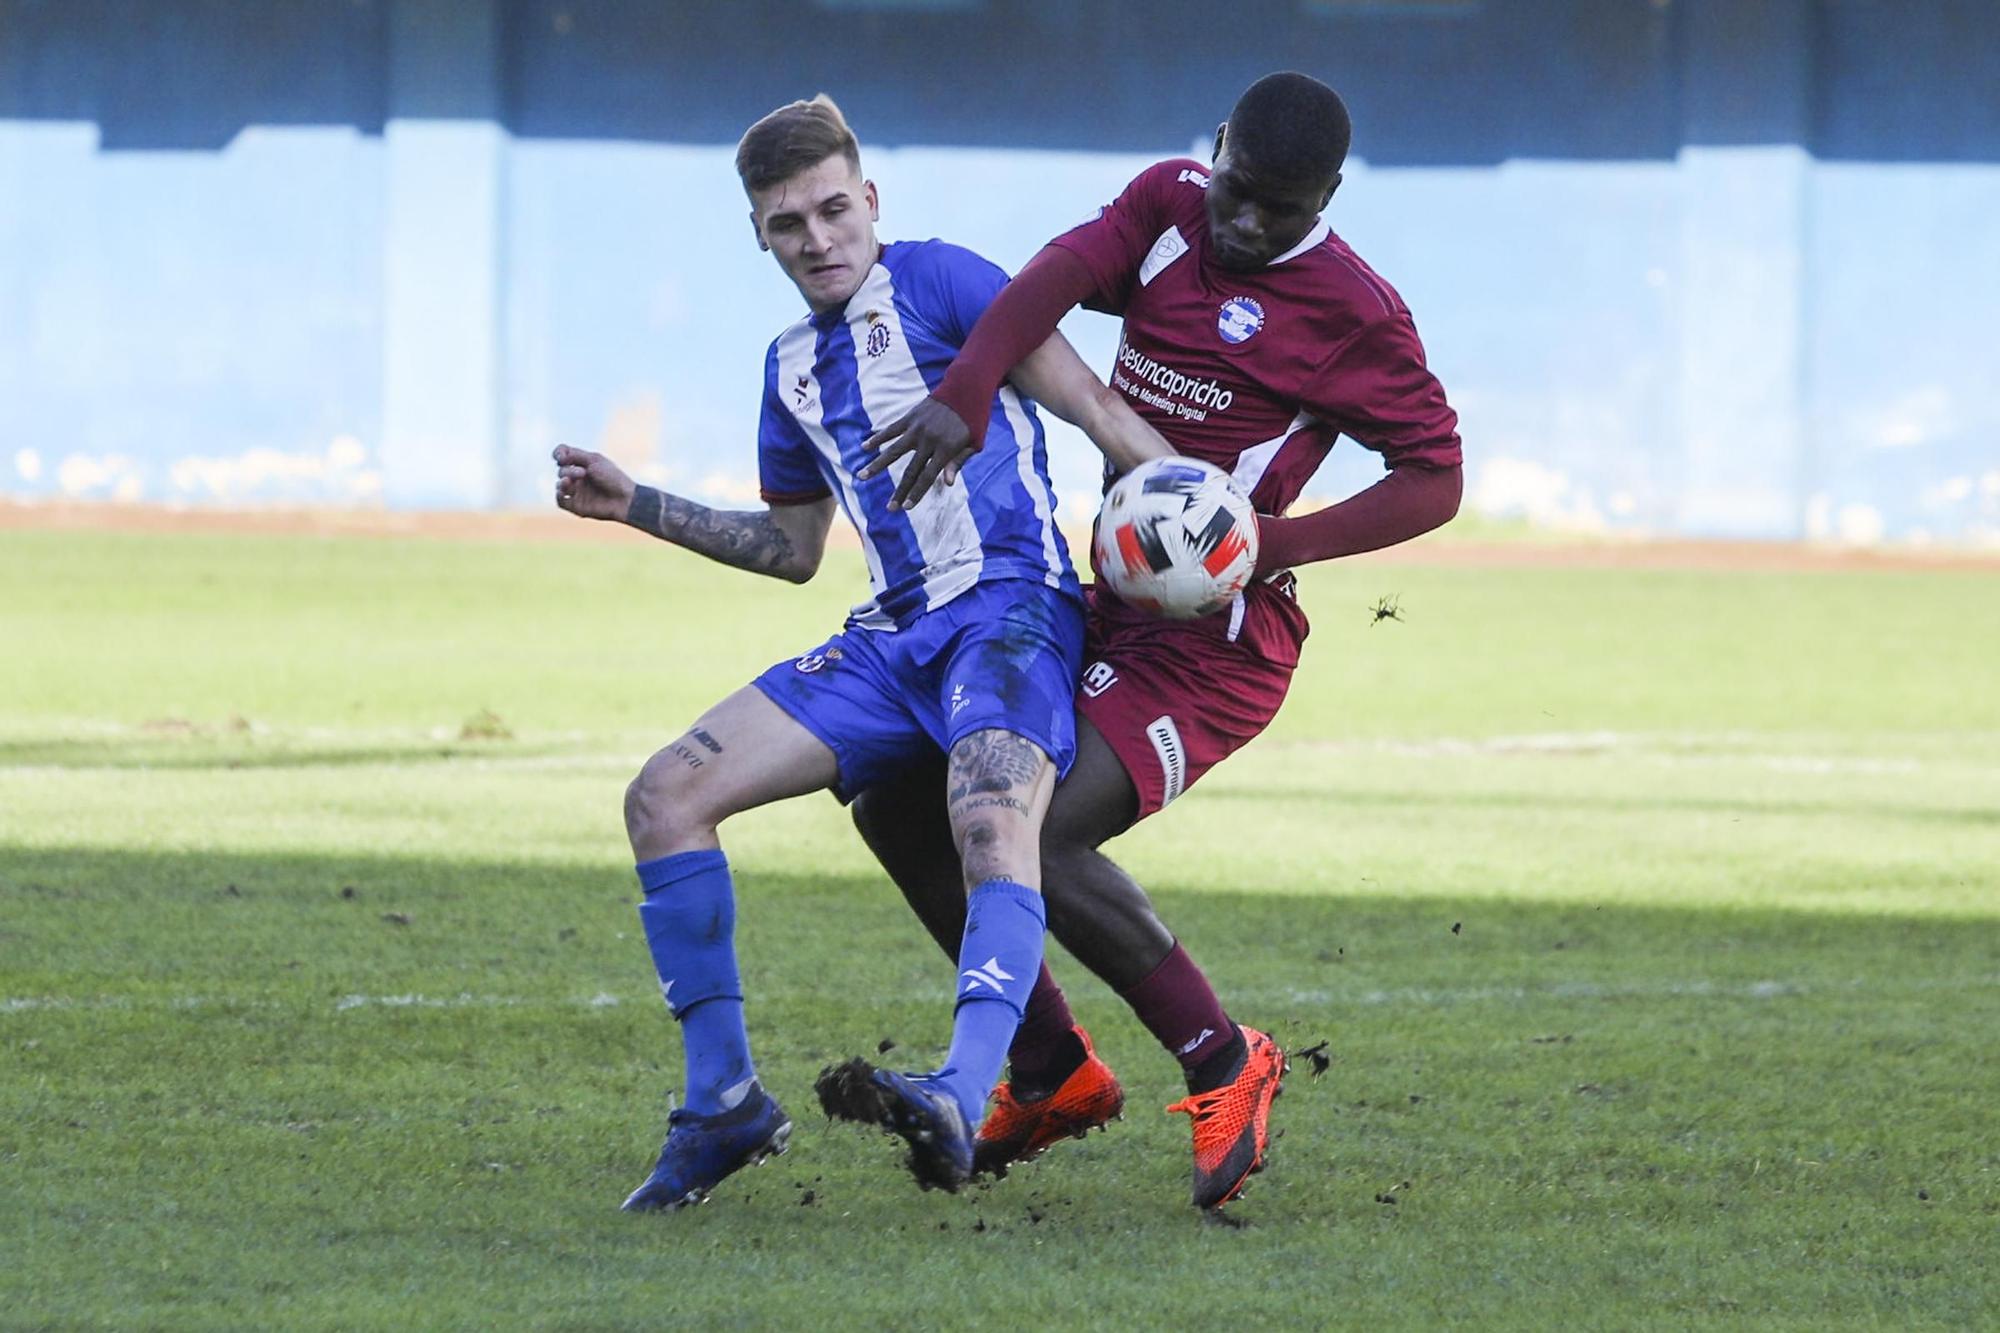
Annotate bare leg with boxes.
[852,716,1176,988]
[625,686,840,860]
[623,689,834,1108]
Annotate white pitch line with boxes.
[0,991,627,1015]
[1240,973,2000,1008]
[9,974,2000,1018]
[1300,731,1936,775]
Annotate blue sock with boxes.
[635,849,755,1117]
[934,878,1046,1127]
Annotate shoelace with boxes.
[1164,1090,1227,1122]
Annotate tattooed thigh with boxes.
[946,729,1048,805]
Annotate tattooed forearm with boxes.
[947,730,1048,803]
[626,485,800,579]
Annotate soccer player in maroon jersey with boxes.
[850,71,1464,1211]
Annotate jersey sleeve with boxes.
[1304,314,1463,471]
[892,239,1011,347]
[757,343,833,506]
[1047,158,1199,315]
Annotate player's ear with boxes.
[1321,173,1342,209]
[749,209,769,252]
[865,179,879,221]
[1212,122,1227,163]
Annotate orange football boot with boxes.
[1165,1025,1286,1210]
[972,1026,1125,1178]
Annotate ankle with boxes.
[1008,1028,1087,1099]
[1186,1025,1247,1095]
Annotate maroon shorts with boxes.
[1076,577,1307,820]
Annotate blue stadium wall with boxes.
[3,0,1997,542]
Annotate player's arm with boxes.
[1254,463,1461,572]
[1254,317,1463,573]
[861,245,1100,506]
[1007,331,1175,474]
[552,444,836,584]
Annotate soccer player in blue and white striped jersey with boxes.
[553,94,1172,1209]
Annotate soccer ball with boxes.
[1093,456,1259,619]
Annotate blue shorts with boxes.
[751,579,1084,802]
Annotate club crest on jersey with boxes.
[861,309,894,358]
[1218,296,1265,345]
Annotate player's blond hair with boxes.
[735,94,862,195]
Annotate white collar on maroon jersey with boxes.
[1263,218,1331,268]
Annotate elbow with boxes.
[1436,464,1464,526]
[782,551,825,585]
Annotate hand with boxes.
[552,444,636,522]
[859,397,978,511]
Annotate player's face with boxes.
[1204,140,1338,272]
[751,155,881,314]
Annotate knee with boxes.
[624,752,710,849]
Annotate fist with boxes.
[552,444,636,522]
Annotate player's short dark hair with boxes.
[735,94,862,195]
[1226,72,1351,183]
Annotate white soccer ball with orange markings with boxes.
[1093,456,1259,620]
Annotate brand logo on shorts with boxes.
[1147,714,1187,806]
[1081,661,1119,698]
[794,652,826,674]
[1218,296,1265,345]
[950,683,970,716]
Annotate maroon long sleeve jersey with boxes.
[937,157,1463,578]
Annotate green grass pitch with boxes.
[3,525,1997,1327]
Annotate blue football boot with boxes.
[620,1083,793,1212]
[815,1060,973,1193]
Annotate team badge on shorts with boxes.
[1217,296,1265,345]
[794,652,826,674]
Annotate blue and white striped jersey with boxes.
[758,240,1079,630]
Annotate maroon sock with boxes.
[1004,963,1081,1090]
[1120,940,1234,1071]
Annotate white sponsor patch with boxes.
[1139,226,1189,287]
[1146,714,1187,806]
